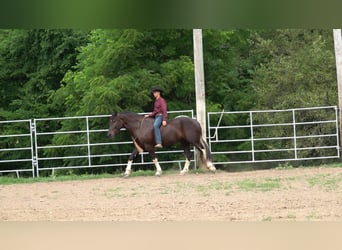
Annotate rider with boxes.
[145,86,168,148]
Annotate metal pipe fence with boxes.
[0,107,340,178]
[0,119,35,177]
[208,106,340,165]
[33,110,195,177]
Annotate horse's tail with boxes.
[195,137,216,172]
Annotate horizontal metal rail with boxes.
[0,119,34,177]
[0,107,340,177]
[208,106,340,165]
[34,110,195,177]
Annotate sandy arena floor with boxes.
[1,167,342,221]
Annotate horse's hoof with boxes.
[123,172,130,178]
[206,161,216,173]
[155,171,162,177]
[209,166,216,173]
[179,171,187,175]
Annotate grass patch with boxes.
[174,182,195,192]
[207,180,232,191]
[275,162,295,170]
[103,187,126,198]
[196,185,211,196]
[129,170,156,177]
[237,179,281,192]
[262,217,273,222]
[0,169,176,185]
[306,173,342,190]
[196,180,233,196]
[306,212,323,220]
[0,173,116,185]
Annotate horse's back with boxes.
[169,116,200,128]
[163,116,202,144]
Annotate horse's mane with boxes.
[115,111,144,117]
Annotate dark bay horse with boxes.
[108,112,216,177]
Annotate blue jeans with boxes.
[154,115,163,144]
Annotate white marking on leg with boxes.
[180,159,190,175]
[124,160,133,177]
[201,149,207,161]
[207,161,216,172]
[153,158,162,176]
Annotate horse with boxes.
[107,112,216,177]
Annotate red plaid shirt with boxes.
[149,97,168,121]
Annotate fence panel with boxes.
[34,110,194,177]
[1,107,340,178]
[208,106,340,165]
[0,120,35,177]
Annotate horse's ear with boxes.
[111,111,117,116]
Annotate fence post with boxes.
[335,106,340,158]
[86,116,91,167]
[249,111,255,162]
[193,29,207,140]
[292,109,298,160]
[333,29,342,153]
[31,119,39,177]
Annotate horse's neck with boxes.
[121,115,142,136]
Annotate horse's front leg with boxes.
[124,148,139,177]
[148,150,162,176]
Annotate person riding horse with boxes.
[108,111,216,177]
[144,86,168,148]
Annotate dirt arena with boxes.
[1,167,342,221]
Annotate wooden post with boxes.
[333,29,342,152]
[193,29,207,139]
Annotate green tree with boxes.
[252,29,337,109]
[50,29,196,116]
[204,29,257,112]
[250,29,337,165]
[0,29,89,120]
[0,29,89,173]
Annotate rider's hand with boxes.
[162,121,167,126]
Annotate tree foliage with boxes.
[0,28,339,173]
[0,29,89,119]
[253,29,337,109]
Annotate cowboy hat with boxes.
[151,86,163,93]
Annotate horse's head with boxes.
[108,112,124,138]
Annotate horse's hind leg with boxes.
[180,143,191,175]
[148,150,162,176]
[194,140,216,173]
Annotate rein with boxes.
[139,116,147,129]
[131,115,147,153]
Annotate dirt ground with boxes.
[1,167,342,221]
